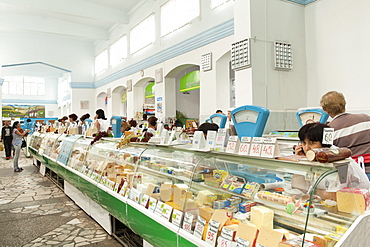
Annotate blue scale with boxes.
[110,116,122,138]
[231,105,270,139]
[296,108,329,126]
[209,113,228,128]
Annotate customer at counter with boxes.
[146,116,157,135]
[294,123,369,194]
[320,91,370,178]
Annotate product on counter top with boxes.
[305,147,351,163]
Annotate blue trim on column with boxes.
[59,94,71,103]
[2,99,57,104]
[94,19,235,88]
[2,62,71,73]
[0,78,3,86]
[70,82,95,89]
[287,0,317,4]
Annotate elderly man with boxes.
[320,91,370,178]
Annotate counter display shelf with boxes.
[49,134,66,160]
[28,132,369,247]
[43,133,63,158]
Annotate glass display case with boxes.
[29,132,45,151]
[42,133,62,158]
[67,137,91,171]
[49,134,67,160]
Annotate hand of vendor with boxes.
[294,144,305,156]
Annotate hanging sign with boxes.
[145,82,155,98]
[180,70,200,92]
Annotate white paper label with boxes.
[221,227,234,241]
[167,128,176,145]
[171,209,183,227]
[215,129,227,149]
[250,142,262,156]
[193,216,206,239]
[154,201,165,216]
[182,212,194,233]
[161,204,173,220]
[148,197,157,212]
[205,220,221,246]
[140,194,150,208]
[260,144,275,158]
[205,130,217,150]
[323,128,334,145]
[192,131,205,149]
[217,236,232,247]
[236,237,250,247]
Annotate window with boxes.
[110,35,128,66]
[161,0,200,37]
[2,76,45,95]
[130,14,155,54]
[210,0,232,9]
[95,49,108,75]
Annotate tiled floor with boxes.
[0,149,122,247]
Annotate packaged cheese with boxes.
[250,206,274,230]
[235,222,258,245]
[197,190,214,206]
[278,237,319,247]
[336,187,369,214]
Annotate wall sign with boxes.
[180,70,200,92]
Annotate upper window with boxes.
[110,35,128,67]
[161,0,200,37]
[95,49,108,75]
[2,76,45,96]
[130,14,155,54]
[210,0,233,9]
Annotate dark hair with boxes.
[148,116,158,127]
[143,114,148,120]
[129,119,137,128]
[26,118,31,123]
[68,113,78,121]
[80,113,90,122]
[216,110,223,113]
[12,121,19,129]
[198,123,219,135]
[62,116,68,121]
[298,122,331,148]
[96,109,107,120]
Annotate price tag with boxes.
[205,130,217,150]
[256,244,267,247]
[182,212,194,233]
[140,194,150,208]
[238,137,251,155]
[235,237,251,247]
[154,201,165,216]
[226,135,240,154]
[148,197,157,212]
[260,137,280,158]
[171,209,183,227]
[161,204,173,220]
[193,216,206,239]
[160,130,169,144]
[215,129,227,151]
[113,183,120,192]
[323,128,334,145]
[205,219,221,246]
[129,188,142,204]
[118,184,128,197]
[249,137,263,156]
[217,236,232,247]
[221,226,235,241]
[167,128,177,145]
[192,131,206,149]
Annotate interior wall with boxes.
[305,0,370,112]
[0,31,94,82]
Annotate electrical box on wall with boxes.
[201,52,212,71]
[231,38,251,70]
[274,41,293,70]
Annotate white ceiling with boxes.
[0,0,147,41]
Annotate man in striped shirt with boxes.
[320,91,370,178]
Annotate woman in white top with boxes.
[146,116,157,135]
[95,109,110,132]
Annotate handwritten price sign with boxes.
[182,212,194,233]
[205,220,220,246]
[261,138,277,158]
[250,143,262,156]
[217,237,232,247]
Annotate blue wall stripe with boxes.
[2,62,71,73]
[286,0,317,5]
[2,99,57,104]
[94,19,235,88]
[70,82,95,89]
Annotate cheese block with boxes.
[336,187,368,214]
[174,184,189,206]
[236,222,258,245]
[210,210,230,231]
[180,198,196,211]
[197,190,214,206]
[250,206,274,230]
[199,206,215,222]
[257,228,290,247]
[221,224,238,241]
[145,183,159,196]
[160,184,174,202]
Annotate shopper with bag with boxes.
[12,121,29,172]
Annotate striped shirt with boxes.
[329,113,370,171]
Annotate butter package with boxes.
[241,181,260,199]
[279,237,319,247]
[213,199,231,209]
[228,181,245,194]
[312,235,328,247]
[239,200,257,213]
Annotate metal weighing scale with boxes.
[231,105,270,139]
[209,113,228,128]
[296,108,329,126]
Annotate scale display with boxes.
[231,105,270,139]
[209,113,227,128]
[296,108,329,126]
[111,116,122,138]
